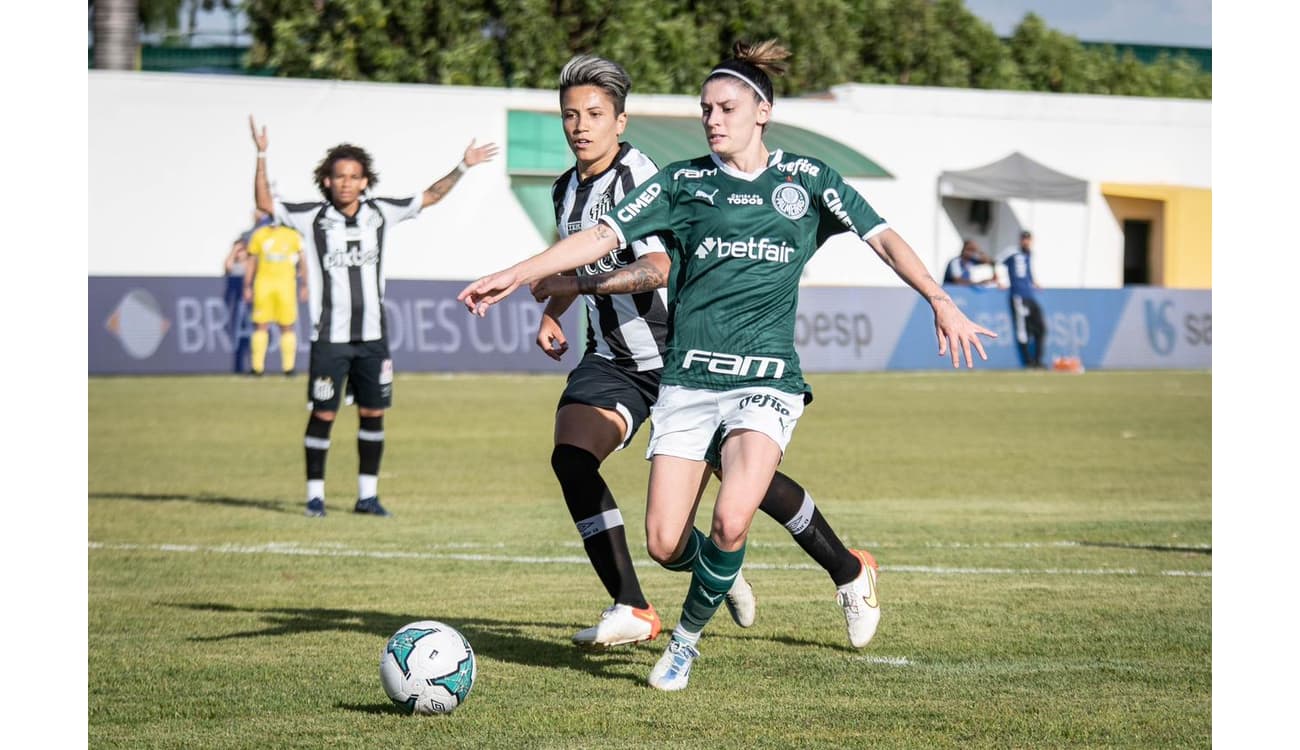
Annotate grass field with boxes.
[88,370,1211,749]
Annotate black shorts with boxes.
[558,354,661,450]
[308,340,393,411]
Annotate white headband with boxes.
[710,68,770,104]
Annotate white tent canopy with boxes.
[938,151,1088,203]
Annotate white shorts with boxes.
[646,385,805,461]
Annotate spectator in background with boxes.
[1003,230,1046,369]
[223,232,254,373]
[243,211,308,377]
[942,239,999,288]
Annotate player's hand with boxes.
[463,139,500,168]
[536,314,569,361]
[243,287,252,303]
[457,269,522,317]
[249,115,268,153]
[529,274,576,303]
[299,285,309,303]
[932,298,996,369]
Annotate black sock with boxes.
[758,472,862,586]
[358,415,384,497]
[305,414,333,482]
[551,444,648,609]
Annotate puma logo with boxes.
[694,188,720,205]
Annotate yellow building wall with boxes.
[1101,183,1212,288]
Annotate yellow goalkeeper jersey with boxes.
[247,225,302,288]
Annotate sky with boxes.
[183,0,1213,49]
[962,0,1211,47]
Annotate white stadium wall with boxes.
[89,71,1209,288]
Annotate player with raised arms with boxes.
[250,116,497,518]
[460,40,994,690]
[536,53,889,652]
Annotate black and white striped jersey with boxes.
[551,143,669,371]
[274,195,422,343]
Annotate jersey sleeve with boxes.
[274,199,322,236]
[598,169,678,250]
[373,195,423,224]
[813,166,889,246]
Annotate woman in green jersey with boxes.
[460,40,995,691]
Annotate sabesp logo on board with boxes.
[1144,299,1176,355]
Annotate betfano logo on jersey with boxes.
[776,157,821,177]
[616,183,662,222]
[822,188,858,233]
[727,193,764,206]
[694,236,795,263]
[683,350,787,379]
[771,183,810,220]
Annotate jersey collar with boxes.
[573,142,632,186]
[708,148,784,182]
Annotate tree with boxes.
[239,0,1210,100]
[91,0,140,70]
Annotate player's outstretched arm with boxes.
[249,115,274,214]
[457,223,621,317]
[530,253,670,302]
[867,228,996,369]
[421,139,500,209]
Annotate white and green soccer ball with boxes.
[380,620,476,715]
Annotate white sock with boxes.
[306,480,325,502]
[672,624,701,646]
[358,474,378,499]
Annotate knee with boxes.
[709,514,751,551]
[646,533,680,566]
[551,444,598,482]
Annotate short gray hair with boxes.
[558,55,632,115]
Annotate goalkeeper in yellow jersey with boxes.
[243,211,308,375]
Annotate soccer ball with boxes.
[380,620,477,715]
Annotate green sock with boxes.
[679,537,746,632]
[662,527,706,572]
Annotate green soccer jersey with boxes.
[601,149,888,394]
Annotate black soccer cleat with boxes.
[305,497,326,517]
[354,496,391,517]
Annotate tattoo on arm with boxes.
[593,223,612,241]
[424,169,463,205]
[577,263,667,296]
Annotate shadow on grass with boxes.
[1077,540,1212,555]
[89,491,297,515]
[170,602,649,685]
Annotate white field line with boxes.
[88,541,1210,578]
[853,656,913,666]
[580,540,1214,552]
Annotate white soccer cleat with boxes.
[836,549,881,648]
[647,635,700,692]
[571,603,661,649]
[724,569,756,628]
